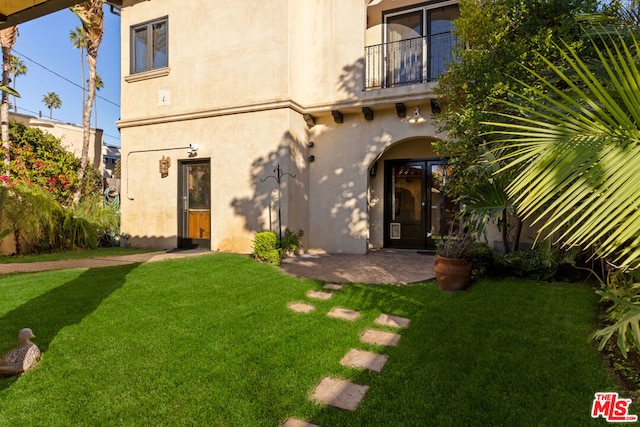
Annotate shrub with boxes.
[281,228,303,256]
[252,231,281,266]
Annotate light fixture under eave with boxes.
[407,107,426,124]
[187,143,199,157]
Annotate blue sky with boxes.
[11,5,121,147]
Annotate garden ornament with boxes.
[0,328,41,377]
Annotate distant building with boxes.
[9,112,120,179]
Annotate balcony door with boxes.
[178,160,211,250]
[384,2,459,85]
[384,159,458,250]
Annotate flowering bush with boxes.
[0,121,80,205]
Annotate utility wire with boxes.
[12,48,120,108]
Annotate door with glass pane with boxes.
[178,160,211,249]
[384,159,457,249]
[385,10,424,86]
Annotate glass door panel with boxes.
[385,161,426,248]
[385,10,424,86]
[178,161,211,249]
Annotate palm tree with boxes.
[71,0,104,204]
[9,55,26,112]
[90,73,103,129]
[42,92,62,119]
[69,26,87,111]
[486,31,640,270]
[0,26,18,181]
[484,29,640,356]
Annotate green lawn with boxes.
[0,253,624,425]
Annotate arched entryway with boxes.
[368,137,458,251]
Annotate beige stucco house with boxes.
[118,0,461,254]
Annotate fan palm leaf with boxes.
[485,30,640,269]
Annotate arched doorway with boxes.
[368,137,458,251]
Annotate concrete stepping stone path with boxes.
[311,376,369,411]
[360,329,401,347]
[327,307,360,321]
[340,348,388,373]
[287,302,315,313]
[323,283,343,290]
[282,418,319,427]
[375,313,410,329]
[307,290,333,300]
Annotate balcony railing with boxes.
[365,32,457,90]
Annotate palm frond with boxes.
[485,29,640,269]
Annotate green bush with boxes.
[281,228,303,256]
[252,231,281,266]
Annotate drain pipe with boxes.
[126,144,199,200]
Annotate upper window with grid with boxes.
[131,17,168,74]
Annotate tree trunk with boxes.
[74,54,97,204]
[0,26,17,181]
[512,212,523,253]
[501,208,510,254]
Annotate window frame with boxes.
[130,16,169,75]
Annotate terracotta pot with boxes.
[434,255,472,292]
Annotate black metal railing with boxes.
[364,31,457,90]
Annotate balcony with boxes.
[364,31,456,90]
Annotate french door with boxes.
[384,159,457,249]
[384,2,459,85]
[178,160,211,249]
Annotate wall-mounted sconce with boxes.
[308,155,315,162]
[187,143,199,157]
[430,98,441,114]
[331,110,344,124]
[362,107,374,121]
[159,156,171,178]
[407,107,426,124]
[308,141,315,148]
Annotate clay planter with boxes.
[434,255,472,292]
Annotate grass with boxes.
[0,253,625,425]
[0,247,156,263]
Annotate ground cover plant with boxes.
[0,254,626,425]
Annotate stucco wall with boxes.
[307,104,441,253]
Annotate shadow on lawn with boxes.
[0,263,141,391]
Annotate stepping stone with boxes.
[360,329,401,347]
[327,307,360,321]
[282,418,319,427]
[287,302,315,313]
[310,377,369,411]
[340,348,388,373]
[307,290,333,300]
[375,313,410,329]
[323,283,343,290]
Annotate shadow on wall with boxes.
[230,127,373,253]
[230,144,293,235]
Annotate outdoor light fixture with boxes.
[159,156,171,178]
[187,143,199,157]
[407,107,426,124]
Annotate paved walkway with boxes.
[0,250,208,275]
[0,249,436,284]
[281,249,435,284]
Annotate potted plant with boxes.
[434,231,474,292]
